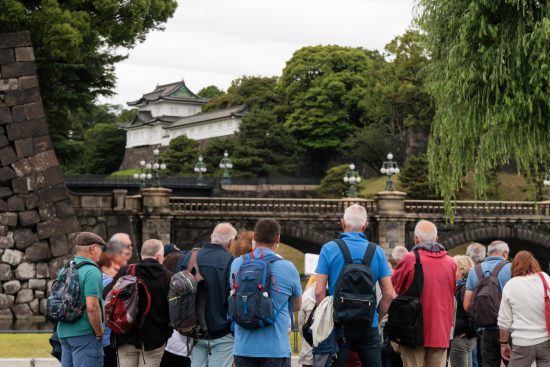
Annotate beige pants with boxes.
[399,346,447,367]
[117,344,165,367]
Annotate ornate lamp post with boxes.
[194,155,207,184]
[133,160,152,188]
[343,163,361,198]
[544,169,550,200]
[219,151,234,183]
[133,150,167,188]
[151,149,167,187]
[380,153,400,191]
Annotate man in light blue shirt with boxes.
[230,218,302,367]
[315,204,394,367]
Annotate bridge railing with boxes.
[405,200,550,216]
[170,197,376,216]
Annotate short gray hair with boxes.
[110,233,131,246]
[107,239,129,255]
[414,220,438,242]
[141,239,163,258]
[487,240,509,255]
[211,223,237,246]
[466,243,486,264]
[391,246,409,263]
[343,204,368,231]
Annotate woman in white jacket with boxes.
[498,251,550,367]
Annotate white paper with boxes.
[304,253,320,275]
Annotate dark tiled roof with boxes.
[127,80,208,106]
[165,104,247,130]
[120,111,181,129]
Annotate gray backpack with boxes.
[471,261,508,327]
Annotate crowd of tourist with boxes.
[49,204,550,367]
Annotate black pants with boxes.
[335,327,382,367]
[160,350,191,367]
[103,345,117,367]
[481,329,508,367]
[234,356,290,367]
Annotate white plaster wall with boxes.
[126,125,166,148]
[147,102,201,117]
[167,116,242,143]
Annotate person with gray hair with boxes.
[178,222,237,367]
[391,246,409,267]
[466,243,486,265]
[106,238,172,367]
[315,204,394,367]
[109,233,133,261]
[463,240,512,367]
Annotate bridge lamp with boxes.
[219,150,234,183]
[380,153,400,191]
[151,148,167,188]
[544,169,550,200]
[133,160,150,188]
[194,155,207,184]
[343,163,361,198]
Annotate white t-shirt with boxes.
[498,272,550,347]
[164,330,189,356]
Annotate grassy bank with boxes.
[0,334,52,358]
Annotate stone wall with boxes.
[0,31,81,321]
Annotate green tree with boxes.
[317,164,350,198]
[200,137,238,176]
[198,85,225,99]
[278,45,376,152]
[0,0,177,166]
[398,154,439,199]
[341,124,395,172]
[162,135,199,176]
[82,123,126,174]
[417,0,550,206]
[203,76,283,112]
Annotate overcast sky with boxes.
[101,0,416,107]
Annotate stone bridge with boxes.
[72,189,550,264]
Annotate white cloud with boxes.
[101,0,415,106]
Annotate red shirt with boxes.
[391,249,457,348]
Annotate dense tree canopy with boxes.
[0,0,177,164]
[417,0,550,205]
[83,123,126,174]
[162,135,199,176]
[198,85,225,99]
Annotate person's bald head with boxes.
[414,220,438,243]
[141,239,164,263]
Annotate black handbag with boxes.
[301,304,317,347]
[385,250,424,348]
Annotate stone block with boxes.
[13,228,37,249]
[2,248,22,266]
[47,279,54,295]
[15,262,35,280]
[11,105,26,121]
[3,279,21,294]
[29,298,39,313]
[25,102,44,120]
[25,241,50,262]
[39,299,46,315]
[0,225,6,236]
[12,303,32,320]
[0,134,8,148]
[0,186,13,198]
[37,217,79,239]
[0,231,14,249]
[0,166,16,181]
[0,294,8,310]
[4,87,40,107]
[49,256,70,280]
[22,193,39,209]
[26,172,46,191]
[0,49,15,64]
[5,295,15,308]
[35,262,49,279]
[0,263,12,281]
[11,177,28,194]
[28,279,46,290]
[0,145,17,166]
[32,135,53,154]
[0,62,37,78]
[7,195,25,211]
[29,150,58,172]
[0,308,13,320]
[55,200,75,218]
[6,118,48,141]
[44,166,64,185]
[15,47,34,62]
[0,212,17,226]
[14,138,33,158]
[11,157,33,176]
[50,235,69,257]
[0,32,31,49]
[18,75,38,90]
[0,199,6,212]
[0,107,12,124]
[18,210,39,226]
[0,79,18,95]
[38,203,56,221]
[15,289,33,304]
[38,184,67,204]
[34,290,44,299]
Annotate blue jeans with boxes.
[61,334,104,367]
[191,333,234,367]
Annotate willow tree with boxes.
[417,0,550,207]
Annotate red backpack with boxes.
[105,264,152,334]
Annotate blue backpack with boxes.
[228,249,292,330]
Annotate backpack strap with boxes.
[335,239,353,264]
[407,250,424,297]
[129,264,136,276]
[491,261,508,279]
[74,260,99,270]
[187,248,204,282]
[474,264,484,280]
[362,243,377,267]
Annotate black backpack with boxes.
[470,261,507,327]
[454,279,477,338]
[386,250,424,348]
[332,239,377,327]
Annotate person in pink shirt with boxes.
[391,220,457,367]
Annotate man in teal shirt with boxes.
[58,232,106,367]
